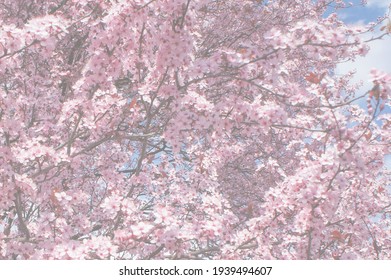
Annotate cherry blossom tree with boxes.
[1,0,391,260]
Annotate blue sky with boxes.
[337,0,390,23]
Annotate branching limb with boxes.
[14,187,30,241]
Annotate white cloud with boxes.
[336,3,391,92]
[336,33,391,91]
